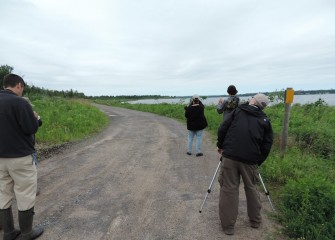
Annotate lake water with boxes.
[129,94,335,106]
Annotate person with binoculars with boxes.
[184,94,208,157]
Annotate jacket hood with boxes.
[238,103,266,117]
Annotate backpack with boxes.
[223,96,239,111]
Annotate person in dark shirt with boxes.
[184,94,208,157]
[0,74,44,239]
[216,93,273,235]
[217,85,240,119]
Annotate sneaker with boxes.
[196,153,203,157]
[186,152,192,155]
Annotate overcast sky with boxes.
[1,0,334,96]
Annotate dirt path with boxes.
[7,104,282,240]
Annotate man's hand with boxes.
[217,148,223,154]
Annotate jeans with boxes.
[187,130,203,154]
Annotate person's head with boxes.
[192,94,200,104]
[250,93,269,110]
[227,85,237,95]
[3,73,26,96]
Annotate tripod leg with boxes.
[199,157,222,213]
[258,173,275,211]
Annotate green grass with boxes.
[31,97,109,144]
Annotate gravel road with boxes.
[5,104,282,240]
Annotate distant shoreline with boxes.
[176,90,335,98]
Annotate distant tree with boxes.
[0,64,14,88]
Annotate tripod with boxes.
[199,157,222,213]
[199,157,275,213]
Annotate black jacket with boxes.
[185,101,208,131]
[0,90,39,158]
[217,103,273,165]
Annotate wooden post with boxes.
[281,88,294,158]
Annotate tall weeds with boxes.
[33,97,108,144]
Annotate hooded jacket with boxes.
[217,103,273,165]
[185,100,208,131]
[0,90,39,158]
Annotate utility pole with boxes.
[281,88,294,158]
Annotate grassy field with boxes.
[94,98,335,240]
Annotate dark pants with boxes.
[218,157,262,232]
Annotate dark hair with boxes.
[3,74,26,88]
[227,85,237,95]
[193,98,200,104]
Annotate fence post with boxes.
[281,88,294,158]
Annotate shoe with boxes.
[223,228,234,235]
[0,207,21,240]
[196,153,203,157]
[250,221,261,229]
[18,207,44,240]
[186,152,192,155]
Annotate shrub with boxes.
[278,177,335,239]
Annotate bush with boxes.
[265,102,335,159]
[278,177,335,239]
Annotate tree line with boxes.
[0,64,85,98]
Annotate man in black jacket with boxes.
[216,93,273,235]
[0,74,44,240]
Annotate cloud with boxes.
[0,0,334,96]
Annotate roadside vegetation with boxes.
[31,97,109,144]
[23,96,108,159]
[94,97,335,240]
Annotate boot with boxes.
[18,208,43,240]
[0,207,21,240]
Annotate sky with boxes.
[1,0,334,96]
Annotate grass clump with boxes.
[33,97,109,144]
[277,177,335,240]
